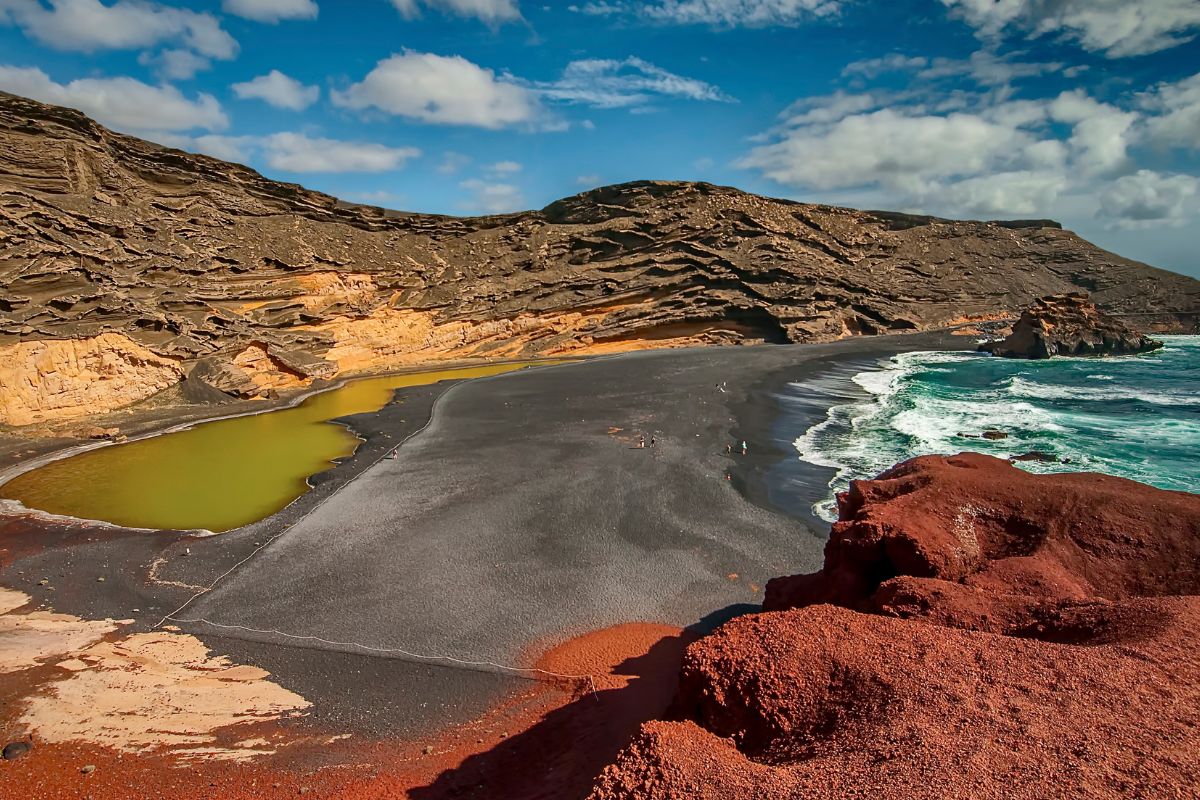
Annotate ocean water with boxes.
[793,335,1199,521]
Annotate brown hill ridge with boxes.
[1,91,1198,425]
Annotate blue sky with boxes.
[1,1,1199,277]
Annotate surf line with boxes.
[152,371,600,697]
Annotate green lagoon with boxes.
[0,362,543,532]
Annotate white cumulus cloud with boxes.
[260,132,420,172]
[232,70,319,111]
[191,134,257,163]
[1098,169,1199,228]
[1141,71,1200,150]
[0,64,227,132]
[940,0,1200,57]
[0,0,237,58]
[920,49,1064,86]
[741,105,1048,197]
[345,189,400,205]
[183,132,420,174]
[222,0,319,23]
[941,170,1068,216]
[1049,90,1137,175]
[332,51,541,129]
[844,49,1067,88]
[842,54,929,78]
[739,77,1200,230]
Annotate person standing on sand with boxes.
[740,440,748,455]
[638,435,646,449]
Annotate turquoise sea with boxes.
[793,335,1200,521]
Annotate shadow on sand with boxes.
[409,604,757,800]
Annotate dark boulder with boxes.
[1010,451,1059,463]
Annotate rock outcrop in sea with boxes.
[980,292,1164,359]
[2,91,1199,425]
[590,454,1200,799]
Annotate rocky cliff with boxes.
[980,292,1164,358]
[2,91,1198,425]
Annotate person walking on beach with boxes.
[740,440,748,455]
[638,434,646,449]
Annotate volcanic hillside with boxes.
[1,90,1198,425]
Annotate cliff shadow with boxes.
[407,627,697,800]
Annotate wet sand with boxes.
[0,332,965,794]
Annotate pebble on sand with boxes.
[2,741,32,760]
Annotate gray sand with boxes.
[2,332,964,736]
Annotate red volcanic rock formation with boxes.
[764,452,1200,618]
[590,455,1200,799]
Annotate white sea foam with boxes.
[791,337,1200,521]
[794,352,936,520]
[851,367,901,398]
[1007,376,1197,406]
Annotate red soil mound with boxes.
[590,454,1200,799]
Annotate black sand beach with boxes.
[1,332,964,741]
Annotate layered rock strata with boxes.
[980,292,1164,358]
[2,91,1198,424]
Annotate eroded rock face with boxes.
[980,292,1164,358]
[191,342,312,399]
[2,91,1198,424]
[591,455,1200,799]
[0,333,183,425]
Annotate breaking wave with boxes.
[792,336,1200,521]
